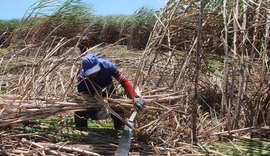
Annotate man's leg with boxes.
[74,109,101,130]
[74,111,89,130]
[76,79,95,129]
[111,108,125,130]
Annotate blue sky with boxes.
[0,0,167,20]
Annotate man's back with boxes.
[77,58,118,95]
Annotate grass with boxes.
[114,45,143,57]
[14,115,120,142]
[208,139,270,155]
[0,55,31,74]
[0,48,8,57]
[13,115,270,155]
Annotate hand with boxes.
[134,96,145,112]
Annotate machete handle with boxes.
[124,109,138,129]
[129,109,138,122]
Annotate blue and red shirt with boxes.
[77,58,138,98]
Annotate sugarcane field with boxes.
[1,0,270,155]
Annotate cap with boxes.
[82,54,101,76]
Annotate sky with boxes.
[0,0,167,20]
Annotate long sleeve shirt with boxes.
[77,58,138,98]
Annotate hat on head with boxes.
[82,54,101,76]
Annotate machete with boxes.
[115,108,138,156]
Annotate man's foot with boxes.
[75,126,88,131]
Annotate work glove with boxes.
[134,96,145,112]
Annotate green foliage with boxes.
[208,140,270,155]
[52,0,93,21]
[17,0,94,41]
[258,42,264,61]
[0,19,20,31]
[0,48,8,57]
[14,116,79,141]
[21,0,93,21]
[99,15,128,43]
[128,7,156,50]
[87,9,155,49]
[2,0,157,50]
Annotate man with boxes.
[78,36,90,54]
[75,46,145,130]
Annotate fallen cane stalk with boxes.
[39,142,101,156]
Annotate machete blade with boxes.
[115,122,133,156]
[115,110,137,156]
[116,87,141,156]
